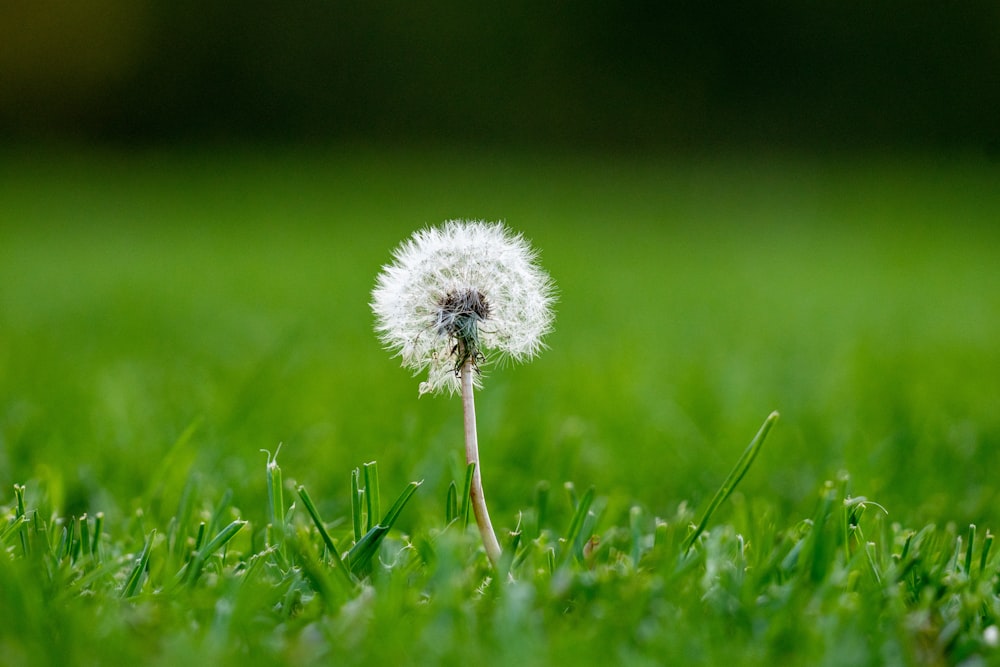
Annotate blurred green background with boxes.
[1,4,999,535]
[2,1,999,150]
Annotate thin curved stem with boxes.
[461,358,502,568]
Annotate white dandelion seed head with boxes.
[371,220,556,396]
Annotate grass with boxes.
[1,146,1000,665]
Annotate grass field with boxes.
[2,147,999,665]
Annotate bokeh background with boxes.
[2,3,999,534]
[2,1,999,151]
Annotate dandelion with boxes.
[372,220,555,567]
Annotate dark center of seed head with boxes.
[437,289,491,373]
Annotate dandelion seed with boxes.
[372,220,556,568]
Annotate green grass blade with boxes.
[193,522,207,552]
[170,476,199,559]
[296,484,356,588]
[197,519,247,561]
[121,530,156,599]
[79,513,92,559]
[14,484,26,517]
[60,517,79,562]
[683,411,779,552]
[562,486,595,564]
[446,481,458,524]
[91,512,104,563]
[263,447,289,567]
[31,510,49,557]
[264,447,285,530]
[573,498,602,562]
[980,531,994,576]
[564,481,578,510]
[964,524,975,574]
[14,484,29,556]
[351,467,363,542]
[295,485,341,559]
[364,461,380,534]
[345,525,389,575]
[1,515,27,547]
[186,520,247,586]
[461,462,475,529]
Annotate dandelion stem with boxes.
[461,358,502,568]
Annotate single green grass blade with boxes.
[351,467,363,542]
[446,481,458,524]
[899,531,915,563]
[121,530,156,599]
[564,481,578,511]
[950,535,963,574]
[197,519,247,561]
[683,411,779,552]
[71,516,83,562]
[980,531,993,576]
[296,485,356,588]
[56,524,69,562]
[263,447,290,567]
[14,484,26,517]
[91,512,104,563]
[295,485,340,558]
[31,510,49,557]
[565,486,594,546]
[865,541,883,585]
[79,513,92,560]
[193,522,207,553]
[364,461,380,534]
[964,524,975,574]
[263,446,285,530]
[13,484,29,556]
[461,462,475,530]
[573,497,602,562]
[808,481,839,584]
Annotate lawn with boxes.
[1,146,999,665]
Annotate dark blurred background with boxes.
[2,0,998,151]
